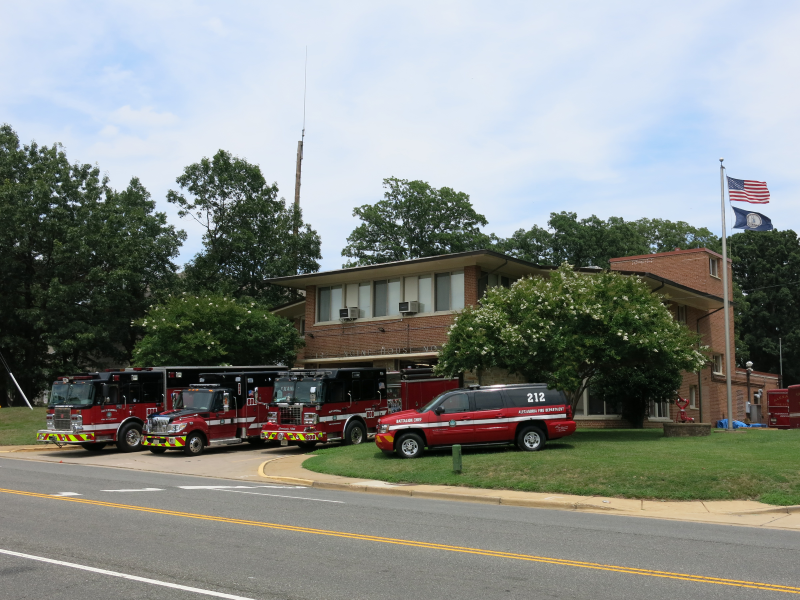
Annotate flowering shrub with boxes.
[131,294,303,367]
[436,264,706,410]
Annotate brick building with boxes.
[270,248,779,426]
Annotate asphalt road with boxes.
[1,456,799,600]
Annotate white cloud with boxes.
[1,1,798,270]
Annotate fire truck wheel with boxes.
[343,421,366,445]
[516,425,546,452]
[298,441,317,450]
[116,423,143,452]
[80,443,106,452]
[247,437,266,446]
[184,432,205,456]
[396,432,424,459]
[148,447,167,454]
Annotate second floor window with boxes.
[712,354,724,374]
[710,258,719,277]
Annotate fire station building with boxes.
[270,248,779,427]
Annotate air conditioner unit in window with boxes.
[339,307,359,321]
[399,301,419,314]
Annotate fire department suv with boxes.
[261,368,460,447]
[142,371,281,455]
[37,366,281,452]
[375,383,577,458]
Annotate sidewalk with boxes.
[258,453,800,531]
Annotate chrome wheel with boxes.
[188,436,203,453]
[401,438,419,456]
[523,431,541,450]
[125,428,141,447]
[350,427,363,445]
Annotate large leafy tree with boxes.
[0,125,184,405]
[168,150,321,307]
[501,212,717,267]
[728,229,800,385]
[436,265,705,410]
[131,294,303,367]
[341,177,493,267]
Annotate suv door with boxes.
[472,389,509,442]
[426,392,474,446]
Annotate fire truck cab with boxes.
[142,370,281,455]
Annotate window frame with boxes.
[712,354,724,375]
[709,257,719,278]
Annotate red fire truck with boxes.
[37,366,281,452]
[261,367,460,448]
[767,386,800,429]
[142,370,281,455]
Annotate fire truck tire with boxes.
[148,447,167,454]
[395,432,424,459]
[298,441,317,450]
[116,423,143,452]
[184,432,205,456]
[343,421,366,445]
[80,443,106,452]
[247,437,266,446]
[516,425,546,452]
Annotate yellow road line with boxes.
[2,486,797,594]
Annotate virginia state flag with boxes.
[732,206,774,231]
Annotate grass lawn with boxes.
[305,429,800,505]
[0,407,47,445]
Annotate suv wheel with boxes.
[396,432,424,459]
[343,421,366,446]
[516,425,546,452]
[116,423,143,452]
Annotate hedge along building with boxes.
[270,249,778,427]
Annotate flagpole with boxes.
[719,158,734,430]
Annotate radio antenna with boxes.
[293,46,307,232]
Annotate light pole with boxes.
[746,360,753,422]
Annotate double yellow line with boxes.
[2,487,797,594]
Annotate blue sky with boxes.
[3,1,798,270]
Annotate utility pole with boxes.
[293,47,307,238]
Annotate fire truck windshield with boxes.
[273,380,318,404]
[179,390,218,411]
[49,382,95,407]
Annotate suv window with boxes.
[473,390,504,410]
[504,387,555,407]
[439,393,470,414]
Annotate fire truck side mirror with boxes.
[102,384,111,401]
[434,406,445,416]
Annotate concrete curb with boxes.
[256,459,800,517]
[0,445,81,453]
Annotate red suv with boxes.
[375,384,576,458]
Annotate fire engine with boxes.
[375,383,577,458]
[142,370,281,455]
[261,367,460,448]
[36,366,282,452]
[767,386,800,429]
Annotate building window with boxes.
[435,271,465,312]
[358,283,370,319]
[649,399,670,419]
[418,275,432,313]
[478,272,515,299]
[689,385,697,409]
[317,285,343,322]
[709,258,719,277]
[577,388,620,416]
[373,280,388,317]
[712,354,724,374]
[676,305,686,324]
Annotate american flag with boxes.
[727,176,770,204]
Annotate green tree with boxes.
[501,213,718,268]
[0,125,184,405]
[436,265,705,410]
[131,294,303,367]
[728,229,800,385]
[341,177,493,267]
[168,150,321,307]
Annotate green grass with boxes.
[305,429,800,505]
[0,407,47,445]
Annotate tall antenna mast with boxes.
[293,47,307,236]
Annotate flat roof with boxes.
[266,249,555,289]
